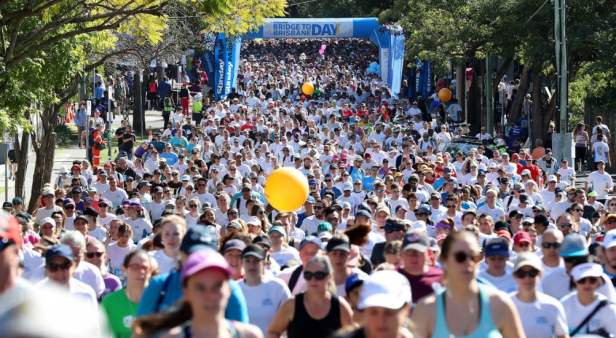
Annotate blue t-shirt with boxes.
[169,136,188,149]
[160,152,179,166]
[136,269,248,322]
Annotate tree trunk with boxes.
[13,129,29,200]
[27,106,57,214]
[492,57,514,96]
[530,70,556,148]
[43,132,56,186]
[508,67,530,124]
[467,59,483,136]
[156,61,165,82]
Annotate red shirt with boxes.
[398,266,444,303]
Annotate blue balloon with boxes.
[430,101,441,109]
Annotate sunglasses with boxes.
[577,277,599,284]
[86,252,104,258]
[314,206,324,210]
[303,271,329,281]
[64,206,75,210]
[541,242,561,249]
[452,251,481,264]
[327,217,339,222]
[572,209,583,212]
[558,223,572,228]
[46,262,71,272]
[354,183,361,185]
[229,212,238,216]
[189,204,198,208]
[198,184,206,186]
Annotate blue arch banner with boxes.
[210,18,405,100]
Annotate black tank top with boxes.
[288,293,342,338]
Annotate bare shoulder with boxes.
[485,287,517,315]
[234,322,264,338]
[415,292,438,311]
[410,293,437,338]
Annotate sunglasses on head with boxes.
[303,271,328,281]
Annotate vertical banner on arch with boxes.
[415,60,424,98]
[224,38,242,96]
[214,33,227,101]
[422,60,433,98]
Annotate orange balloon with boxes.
[438,88,452,102]
[265,167,309,212]
[302,82,315,95]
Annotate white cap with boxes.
[521,169,531,176]
[548,175,557,182]
[41,217,55,226]
[557,181,569,190]
[358,270,411,310]
[412,220,427,232]
[343,182,353,191]
[319,232,332,240]
[603,229,616,249]
[570,262,603,282]
[478,164,487,171]
[246,216,261,227]
[59,167,68,174]
[489,163,496,168]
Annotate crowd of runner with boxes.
[1,38,616,338]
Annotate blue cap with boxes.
[309,179,318,186]
[345,273,368,294]
[485,238,510,258]
[181,175,190,181]
[380,219,406,231]
[560,233,589,257]
[11,197,22,204]
[355,210,371,218]
[325,173,333,179]
[268,225,287,237]
[317,222,333,233]
[415,205,432,215]
[181,225,218,255]
[300,235,323,250]
[358,202,371,212]
[306,196,315,204]
[45,244,74,262]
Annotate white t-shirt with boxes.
[587,171,614,199]
[91,181,110,195]
[270,246,301,267]
[38,278,98,312]
[560,292,616,334]
[149,250,179,275]
[106,242,136,280]
[148,200,166,221]
[73,261,105,297]
[238,275,291,335]
[20,248,44,281]
[34,206,62,225]
[124,218,153,241]
[477,270,518,294]
[510,291,568,338]
[88,226,107,242]
[477,204,506,221]
[98,214,116,228]
[592,141,610,162]
[101,188,128,207]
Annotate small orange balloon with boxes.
[302,82,314,95]
[265,167,309,212]
[438,88,452,102]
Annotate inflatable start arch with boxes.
[202,18,405,100]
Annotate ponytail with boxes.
[132,300,192,336]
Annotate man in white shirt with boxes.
[60,231,105,298]
[586,160,614,202]
[91,170,110,195]
[101,176,128,207]
[37,244,98,309]
[539,229,564,276]
[478,238,518,293]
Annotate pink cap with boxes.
[333,154,340,161]
[513,231,532,245]
[181,250,232,286]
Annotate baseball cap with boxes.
[415,205,431,215]
[305,196,315,204]
[343,182,353,191]
[180,225,218,255]
[560,233,589,257]
[513,231,532,245]
[401,230,430,253]
[40,217,55,226]
[548,175,557,182]
[45,244,74,262]
[326,236,351,253]
[485,238,510,258]
[534,214,550,226]
[2,202,12,210]
[318,222,333,234]
[268,225,287,237]
[223,239,247,254]
[300,235,323,251]
[603,230,616,249]
[252,235,272,249]
[309,179,318,186]
[508,210,523,218]
[380,219,406,231]
[241,245,265,260]
[345,273,368,295]
[497,230,512,240]
[0,212,21,251]
[494,220,509,232]
[82,207,99,217]
[181,250,232,286]
[570,262,603,282]
[357,270,412,310]
[513,252,543,272]
[355,210,371,218]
